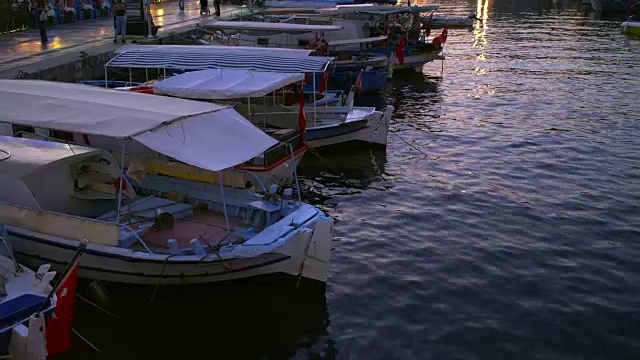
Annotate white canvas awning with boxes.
[107,45,333,73]
[153,69,304,100]
[115,44,316,57]
[0,80,278,172]
[206,20,342,33]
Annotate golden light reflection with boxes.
[48,36,63,49]
[156,8,164,16]
[473,0,489,49]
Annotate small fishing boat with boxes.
[204,20,392,89]
[0,80,334,285]
[205,13,444,71]
[429,11,478,28]
[0,225,57,359]
[150,68,392,148]
[621,20,640,36]
[253,5,446,70]
[103,45,392,148]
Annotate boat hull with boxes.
[431,16,475,28]
[331,67,388,92]
[5,211,334,285]
[366,45,443,70]
[306,106,392,148]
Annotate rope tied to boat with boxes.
[296,229,316,289]
[0,149,10,162]
[202,235,233,273]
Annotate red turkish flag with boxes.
[396,36,406,65]
[46,261,79,356]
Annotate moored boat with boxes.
[150,68,392,148]
[206,6,447,71]
[0,80,334,286]
[104,45,393,149]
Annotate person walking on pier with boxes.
[113,0,126,43]
[213,0,221,17]
[38,2,48,42]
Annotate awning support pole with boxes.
[289,144,302,205]
[129,67,132,85]
[218,171,230,232]
[313,72,317,127]
[116,142,126,223]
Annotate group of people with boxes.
[2,0,54,38]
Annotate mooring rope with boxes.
[0,149,10,162]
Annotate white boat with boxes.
[429,11,477,28]
[106,46,393,148]
[0,80,334,285]
[151,67,392,148]
[314,3,475,28]
[0,225,57,359]
[221,6,446,69]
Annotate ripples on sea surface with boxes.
[68,0,640,359]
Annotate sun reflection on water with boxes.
[473,0,489,50]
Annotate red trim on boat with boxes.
[239,145,308,172]
[128,86,154,94]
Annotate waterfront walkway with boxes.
[0,1,241,76]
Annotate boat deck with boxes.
[141,212,245,250]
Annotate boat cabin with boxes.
[0,135,135,218]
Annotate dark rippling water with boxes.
[65,0,640,359]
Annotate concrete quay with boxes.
[0,2,243,81]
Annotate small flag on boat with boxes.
[441,26,449,43]
[46,260,80,357]
[355,71,364,94]
[298,83,306,144]
[395,35,406,65]
[432,27,448,48]
[319,70,329,94]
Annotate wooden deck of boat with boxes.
[141,212,245,250]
